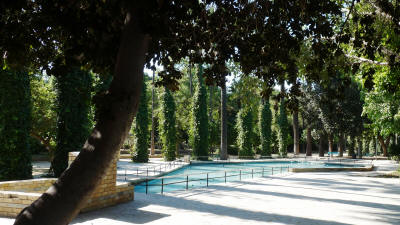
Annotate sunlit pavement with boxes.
[1,160,399,225]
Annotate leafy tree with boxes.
[236,108,254,158]
[30,74,57,153]
[159,88,176,161]
[0,69,32,181]
[259,100,272,157]
[363,89,400,156]
[131,80,149,162]
[2,1,346,224]
[313,76,364,156]
[191,65,209,160]
[52,69,92,177]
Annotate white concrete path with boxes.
[2,161,399,225]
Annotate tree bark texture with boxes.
[293,110,300,155]
[220,78,228,160]
[306,127,312,156]
[151,68,155,155]
[377,134,390,157]
[318,137,324,157]
[328,134,333,157]
[338,133,345,157]
[14,14,150,225]
[357,137,362,159]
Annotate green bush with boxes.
[29,137,47,154]
[131,80,150,162]
[0,69,32,181]
[388,143,400,161]
[52,69,92,177]
[227,145,238,155]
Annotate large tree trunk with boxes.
[220,77,228,160]
[348,136,356,159]
[377,134,390,157]
[150,68,155,155]
[318,137,324,157]
[338,133,345,157]
[306,127,312,156]
[14,15,150,225]
[293,110,300,155]
[357,137,362,159]
[328,134,333,157]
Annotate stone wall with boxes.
[0,152,134,218]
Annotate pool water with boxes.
[135,161,361,193]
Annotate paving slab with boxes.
[1,160,398,225]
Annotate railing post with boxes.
[161,178,164,194]
[262,167,264,177]
[125,169,127,181]
[147,168,149,177]
[225,171,227,183]
[137,168,139,176]
[146,179,148,194]
[240,170,241,181]
[272,167,274,175]
[207,173,209,187]
[252,169,253,179]
[186,175,189,190]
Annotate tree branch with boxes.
[345,54,388,65]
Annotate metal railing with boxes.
[137,165,291,194]
[119,160,188,181]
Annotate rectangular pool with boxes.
[135,160,365,194]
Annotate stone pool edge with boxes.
[290,164,374,172]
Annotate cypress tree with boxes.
[52,69,92,177]
[259,100,272,157]
[131,80,149,162]
[277,98,289,157]
[159,88,176,161]
[191,65,209,160]
[0,69,32,181]
[236,108,254,158]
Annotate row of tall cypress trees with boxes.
[0,67,93,179]
[131,65,209,161]
[131,64,289,161]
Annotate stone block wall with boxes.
[0,152,134,218]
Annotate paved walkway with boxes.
[2,160,399,225]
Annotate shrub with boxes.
[388,143,400,161]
